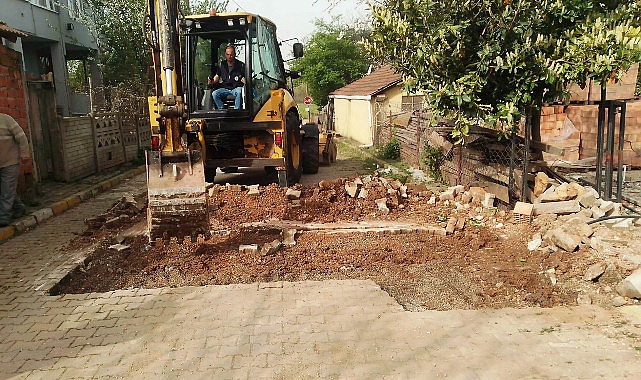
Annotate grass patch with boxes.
[540,326,557,334]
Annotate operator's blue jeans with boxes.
[212,87,243,109]
[0,164,23,224]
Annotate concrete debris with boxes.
[445,217,457,235]
[482,193,495,208]
[358,188,368,199]
[468,187,487,203]
[226,184,243,192]
[527,233,542,251]
[549,228,581,252]
[399,185,408,198]
[616,268,641,299]
[108,243,130,252]
[546,268,557,285]
[533,200,581,215]
[285,188,301,200]
[590,206,606,219]
[239,244,259,254]
[612,296,628,307]
[578,192,597,208]
[541,182,579,202]
[576,293,592,305]
[439,189,456,201]
[345,182,359,198]
[260,239,282,256]
[283,229,297,246]
[612,218,634,229]
[247,185,260,196]
[319,180,333,189]
[583,263,606,281]
[620,254,641,268]
[375,198,389,213]
[533,171,550,197]
[600,264,623,285]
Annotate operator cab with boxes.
[184,13,301,119]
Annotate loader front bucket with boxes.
[146,150,209,241]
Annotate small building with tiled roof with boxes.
[329,65,420,146]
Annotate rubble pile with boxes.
[230,174,512,259]
[520,171,641,305]
[84,195,146,231]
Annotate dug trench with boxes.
[49,174,608,312]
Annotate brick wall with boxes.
[540,100,641,166]
[0,45,28,126]
[0,43,34,197]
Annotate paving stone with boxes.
[2,171,641,379]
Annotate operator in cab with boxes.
[208,45,246,109]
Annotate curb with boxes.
[1,166,146,244]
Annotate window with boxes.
[251,18,285,109]
[68,0,85,20]
[31,0,59,12]
[401,95,426,112]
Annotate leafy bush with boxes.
[376,139,401,160]
[422,144,443,181]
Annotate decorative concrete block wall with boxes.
[52,116,97,182]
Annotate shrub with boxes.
[422,144,443,181]
[376,139,401,160]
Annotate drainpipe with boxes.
[367,96,374,147]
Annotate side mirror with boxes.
[293,42,304,58]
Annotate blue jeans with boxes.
[0,164,23,224]
[212,87,243,109]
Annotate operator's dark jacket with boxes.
[213,59,245,90]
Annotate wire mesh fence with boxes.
[376,107,530,207]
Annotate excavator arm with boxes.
[145,0,209,241]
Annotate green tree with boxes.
[83,0,227,94]
[368,0,641,139]
[291,19,372,106]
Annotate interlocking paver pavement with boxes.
[1,172,641,379]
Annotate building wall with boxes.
[332,86,406,146]
[333,97,374,146]
[3,0,98,116]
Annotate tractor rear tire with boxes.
[204,167,217,183]
[302,124,320,174]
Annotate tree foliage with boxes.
[83,0,227,95]
[291,19,372,106]
[368,0,641,138]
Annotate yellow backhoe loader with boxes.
[144,0,334,241]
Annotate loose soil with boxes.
[52,174,612,312]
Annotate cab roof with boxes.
[186,11,276,27]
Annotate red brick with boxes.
[541,106,555,116]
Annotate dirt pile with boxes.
[51,173,640,311]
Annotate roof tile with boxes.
[330,65,402,97]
